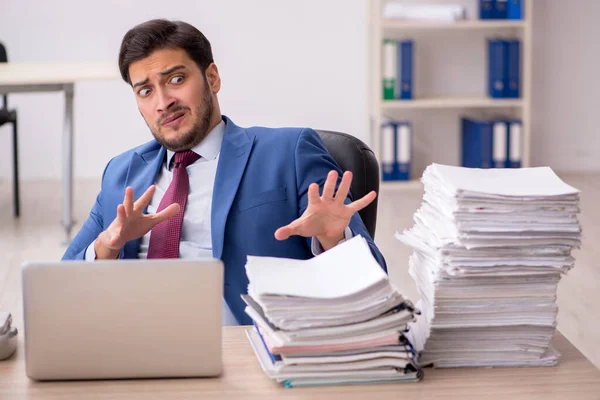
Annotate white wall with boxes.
[0,0,370,180]
[530,0,600,171]
[1,0,599,180]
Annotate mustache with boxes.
[158,105,190,125]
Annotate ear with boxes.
[205,63,221,94]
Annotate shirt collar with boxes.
[166,119,225,170]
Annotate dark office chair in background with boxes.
[0,42,20,217]
[315,130,379,240]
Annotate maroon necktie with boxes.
[147,150,200,259]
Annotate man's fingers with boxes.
[322,170,338,200]
[116,204,127,224]
[334,171,352,203]
[134,185,156,211]
[123,187,134,217]
[274,219,301,241]
[307,183,320,204]
[151,203,181,225]
[348,191,377,212]
[274,226,291,241]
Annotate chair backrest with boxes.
[0,42,7,108]
[315,130,379,240]
[0,42,7,63]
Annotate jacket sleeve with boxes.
[293,128,387,272]
[61,160,113,260]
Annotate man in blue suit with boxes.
[63,19,386,325]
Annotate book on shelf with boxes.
[461,116,522,169]
[382,39,413,100]
[381,119,412,181]
[480,0,523,20]
[488,38,521,99]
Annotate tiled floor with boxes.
[1,174,599,368]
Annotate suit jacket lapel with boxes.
[212,117,255,259]
[122,144,166,258]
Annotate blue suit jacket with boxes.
[63,116,387,324]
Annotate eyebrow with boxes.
[132,65,187,89]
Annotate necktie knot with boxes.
[173,150,201,169]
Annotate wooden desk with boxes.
[1,327,599,399]
[0,63,120,241]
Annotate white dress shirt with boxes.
[85,120,352,325]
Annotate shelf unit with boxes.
[381,96,524,110]
[369,0,534,190]
[381,19,526,31]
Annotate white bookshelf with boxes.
[382,19,526,31]
[370,0,534,190]
[381,96,524,110]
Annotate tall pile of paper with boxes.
[397,164,582,368]
[243,235,423,387]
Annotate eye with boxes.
[170,75,184,84]
[138,88,151,97]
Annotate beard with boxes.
[147,85,214,152]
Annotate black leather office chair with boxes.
[315,130,379,239]
[0,42,19,217]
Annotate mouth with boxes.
[161,111,186,127]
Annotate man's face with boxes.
[128,47,215,152]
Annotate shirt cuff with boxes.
[84,240,97,261]
[311,226,353,256]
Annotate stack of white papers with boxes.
[382,3,468,22]
[397,164,581,368]
[243,235,423,387]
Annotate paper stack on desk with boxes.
[397,164,582,368]
[243,235,423,387]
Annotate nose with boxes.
[156,88,177,113]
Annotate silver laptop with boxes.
[21,259,223,381]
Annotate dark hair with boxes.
[118,19,214,84]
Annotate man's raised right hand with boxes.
[94,185,180,259]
